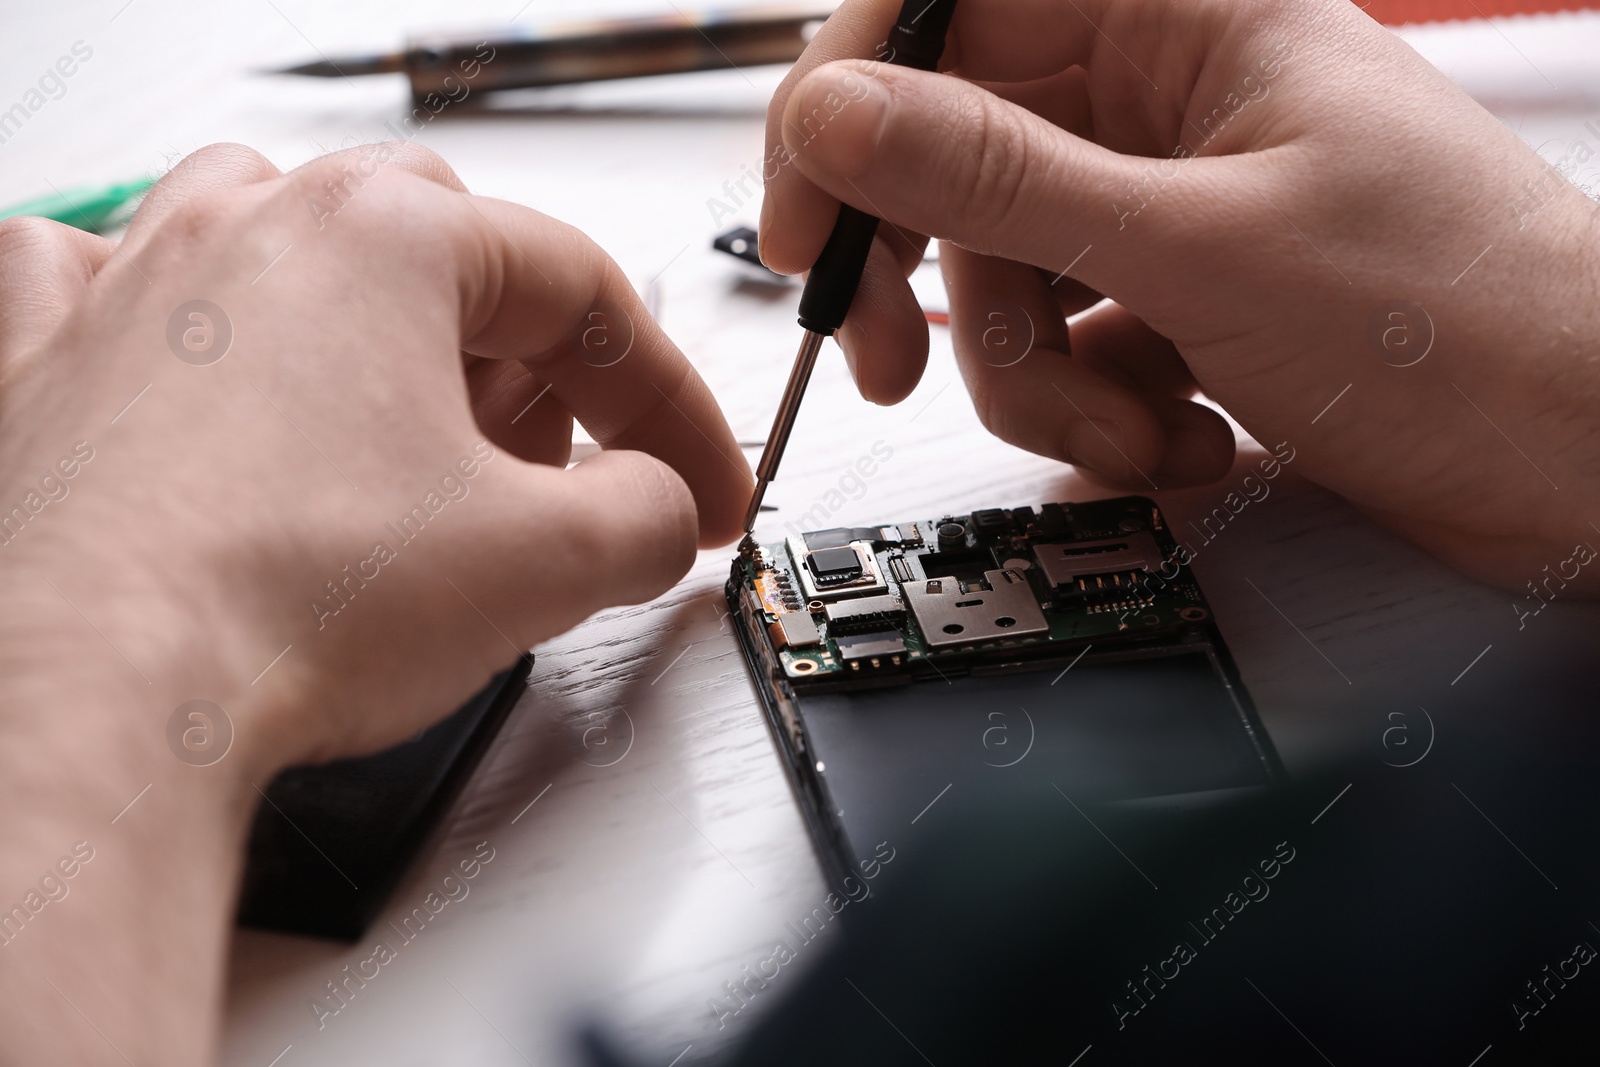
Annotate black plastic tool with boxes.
[742,0,961,534]
[237,659,531,940]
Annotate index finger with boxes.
[447,195,752,547]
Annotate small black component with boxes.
[809,546,865,583]
[972,508,1010,535]
[804,527,882,551]
[918,546,999,589]
[834,630,908,662]
[1039,503,1070,539]
[239,660,530,940]
[773,571,802,611]
[888,555,914,584]
[937,520,967,548]
[792,538,887,601]
[897,523,924,547]
[1012,506,1037,534]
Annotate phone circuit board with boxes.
[731,497,1214,689]
[728,495,1280,892]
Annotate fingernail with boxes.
[784,64,891,179]
[1066,419,1132,479]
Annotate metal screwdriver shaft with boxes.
[742,0,960,535]
[744,330,826,530]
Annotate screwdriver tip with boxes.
[742,479,769,533]
[263,54,402,78]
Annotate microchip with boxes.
[808,546,864,584]
[787,536,888,602]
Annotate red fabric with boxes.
[1364,0,1596,24]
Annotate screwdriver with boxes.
[741,0,961,536]
[269,6,833,100]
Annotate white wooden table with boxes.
[6,3,1600,1064]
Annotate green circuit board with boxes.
[730,497,1213,687]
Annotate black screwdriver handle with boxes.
[796,205,881,334]
[793,0,959,336]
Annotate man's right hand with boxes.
[761,0,1600,591]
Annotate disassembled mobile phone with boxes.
[729,497,1282,890]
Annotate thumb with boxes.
[779,60,1213,296]
[457,449,699,649]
